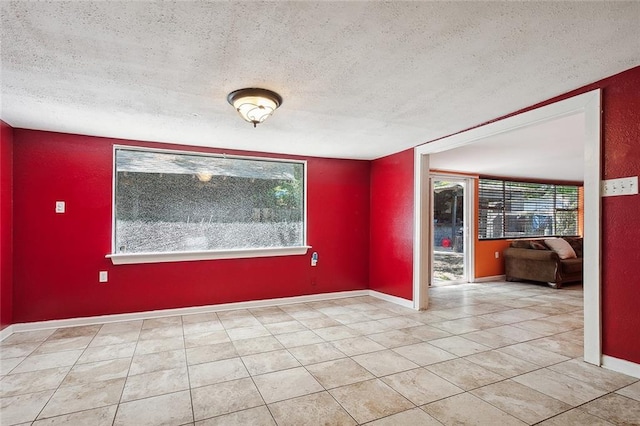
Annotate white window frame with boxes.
[106,145,310,265]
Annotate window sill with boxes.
[106,246,311,265]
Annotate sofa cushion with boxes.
[530,240,548,250]
[545,238,577,259]
[564,237,583,257]
[561,258,583,274]
[511,240,532,249]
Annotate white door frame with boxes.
[430,174,474,285]
[413,89,602,365]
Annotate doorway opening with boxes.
[431,176,473,286]
[412,89,601,365]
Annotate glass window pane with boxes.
[114,148,305,253]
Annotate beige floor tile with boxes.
[345,320,395,335]
[195,406,275,426]
[232,336,284,356]
[616,380,640,402]
[253,367,323,404]
[182,321,224,335]
[352,350,418,377]
[38,378,125,419]
[461,329,519,348]
[431,317,498,335]
[1,330,55,345]
[511,318,574,336]
[274,330,324,348]
[219,315,261,329]
[268,391,356,426]
[89,330,141,348]
[34,336,93,355]
[0,342,41,359]
[401,325,452,341]
[186,342,238,365]
[472,380,571,424]
[580,393,640,425]
[287,342,346,365]
[382,368,463,405]
[1,389,55,425]
[297,316,343,329]
[465,349,539,377]
[134,336,185,355]
[241,349,300,375]
[129,349,187,376]
[423,392,527,426]
[428,336,491,357]
[313,325,361,341]
[191,377,264,420]
[367,330,423,348]
[141,316,183,330]
[483,324,545,343]
[512,368,608,406]
[0,356,24,375]
[329,379,413,424]
[1,366,69,397]
[306,358,374,389]
[547,359,637,392]
[426,358,504,391]
[184,330,230,348]
[226,325,271,341]
[392,342,457,366]
[263,320,307,334]
[330,336,386,356]
[46,325,101,340]
[526,336,583,358]
[12,350,83,374]
[365,407,443,426]
[377,316,425,330]
[536,408,615,425]
[32,405,117,426]
[138,326,184,341]
[188,357,249,388]
[114,390,193,426]
[60,358,130,387]
[181,311,218,325]
[496,341,570,366]
[98,321,143,334]
[121,367,189,402]
[76,342,136,364]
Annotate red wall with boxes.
[12,130,370,322]
[0,121,13,329]
[369,149,414,300]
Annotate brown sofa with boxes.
[503,237,583,288]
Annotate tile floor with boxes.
[1,281,639,425]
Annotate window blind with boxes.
[478,178,579,239]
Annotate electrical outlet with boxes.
[55,201,65,213]
[495,251,500,259]
[602,176,638,197]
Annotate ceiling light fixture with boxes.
[227,88,282,127]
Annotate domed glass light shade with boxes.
[227,88,283,127]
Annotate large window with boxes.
[111,147,306,261]
[478,178,579,240]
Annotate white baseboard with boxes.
[368,290,414,309]
[601,355,640,379]
[3,289,416,339]
[473,275,506,283]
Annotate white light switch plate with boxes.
[99,271,108,283]
[601,176,638,197]
[55,201,65,213]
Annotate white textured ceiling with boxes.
[1,1,639,160]
[430,112,586,182]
